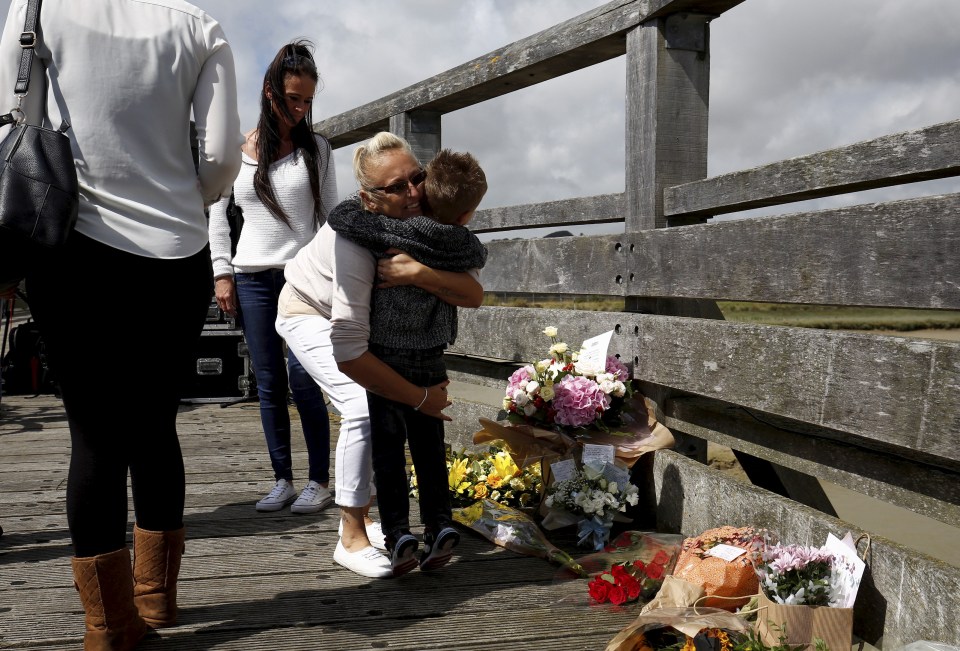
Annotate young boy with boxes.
[325,149,488,575]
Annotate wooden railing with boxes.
[315,0,960,646]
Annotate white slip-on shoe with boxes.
[255,479,297,512]
[291,481,333,514]
[333,540,392,579]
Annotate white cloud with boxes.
[3,0,957,215]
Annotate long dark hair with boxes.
[255,40,328,228]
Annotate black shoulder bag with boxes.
[0,0,79,288]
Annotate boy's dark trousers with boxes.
[367,344,451,544]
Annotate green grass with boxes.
[481,295,960,332]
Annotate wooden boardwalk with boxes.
[0,393,633,650]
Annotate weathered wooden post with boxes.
[624,7,835,513]
[390,110,442,165]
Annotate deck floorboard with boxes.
[0,394,628,650]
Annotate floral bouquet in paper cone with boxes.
[476,327,674,472]
[452,498,587,577]
[672,526,769,611]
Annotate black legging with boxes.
[27,232,212,557]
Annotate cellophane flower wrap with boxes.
[503,327,633,431]
[409,446,542,510]
[572,531,682,606]
[452,498,587,577]
[756,543,857,607]
[672,526,769,611]
[543,459,640,549]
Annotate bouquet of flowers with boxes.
[756,543,857,607]
[587,548,674,606]
[409,446,542,510]
[503,327,633,432]
[544,459,640,550]
[452,498,587,577]
[753,540,862,651]
[672,526,769,610]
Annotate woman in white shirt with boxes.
[276,133,481,579]
[208,41,336,517]
[0,0,242,647]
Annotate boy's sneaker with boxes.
[255,479,297,512]
[291,480,333,514]
[389,533,419,577]
[419,526,460,571]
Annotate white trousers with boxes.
[275,313,374,508]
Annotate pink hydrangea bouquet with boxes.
[503,327,633,432]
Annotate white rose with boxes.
[525,380,540,394]
[513,392,529,406]
[549,342,568,357]
[612,381,626,398]
[540,385,555,401]
[543,326,558,337]
[523,403,537,416]
[599,379,616,395]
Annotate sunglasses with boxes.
[369,169,427,196]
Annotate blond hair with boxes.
[353,131,415,190]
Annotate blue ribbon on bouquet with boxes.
[577,516,611,551]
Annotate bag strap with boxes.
[0,0,42,127]
[15,0,42,95]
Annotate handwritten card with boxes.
[825,532,866,608]
[581,443,616,467]
[601,462,631,487]
[577,330,614,376]
[706,544,748,562]
[550,458,578,484]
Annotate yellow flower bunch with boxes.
[409,446,542,509]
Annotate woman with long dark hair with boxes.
[209,40,337,515]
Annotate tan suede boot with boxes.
[132,525,185,628]
[71,548,148,651]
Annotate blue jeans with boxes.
[236,269,330,484]
[367,344,451,543]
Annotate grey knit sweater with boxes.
[326,197,487,350]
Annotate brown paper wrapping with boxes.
[756,591,853,651]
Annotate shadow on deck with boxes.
[0,394,634,650]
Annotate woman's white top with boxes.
[208,138,338,279]
[0,0,243,258]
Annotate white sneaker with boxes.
[333,540,393,578]
[291,481,333,514]
[255,479,297,512]
[338,519,387,551]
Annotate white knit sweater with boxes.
[209,137,338,278]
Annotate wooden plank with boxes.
[470,193,624,234]
[481,235,626,295]
[654,450,960,648]
[452,307,960,465]
[660,395,960,527]
[627,193,960,309]
[665,119,960,219]
[315,0,745,148]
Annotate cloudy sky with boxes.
[6,0,960,223]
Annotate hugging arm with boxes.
[377,252,483,308]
